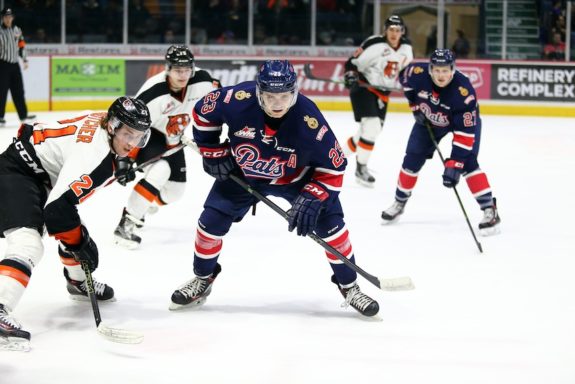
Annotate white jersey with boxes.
[350,35,413,90]
[12,112,116,238]
[135,68,218,146]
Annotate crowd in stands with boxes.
[540,0,572,60]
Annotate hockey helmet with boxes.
[384,15,405,33]
[430,48,456,70]
[256,59,299,116]
[106,96,151,147]
[165,45,195,69]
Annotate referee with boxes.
[0,7,34,127]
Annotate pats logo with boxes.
[234,126,256,139]
[459,87,469,96]
[304,115,319,129]
[235,144,287,179]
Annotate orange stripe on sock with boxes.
[0,265,30,287]
[134,183,158,203]
[357,141,374,151]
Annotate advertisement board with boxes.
[52,58,126,97]
[491,63,575,102]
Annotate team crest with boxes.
[413,66,424,74]
[235,90,252,100]
[459,87,469,96]
[304,115,319,129]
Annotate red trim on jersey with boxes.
[453,133,475,149]
[192,109,213,127]
[312,171,344,189]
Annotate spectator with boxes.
[543,31,566,60]
[452,29,470,58]
[426,26,437,55]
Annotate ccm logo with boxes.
[200,147,230,158]
[303,183,328,201]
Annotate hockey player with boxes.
[0,97,152,350]
[381,49,501,236]
[344,14,413,187]
[113,45,219,249]
[170,59,379,317]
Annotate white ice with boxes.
[1,110,574,384]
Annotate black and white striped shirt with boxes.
[0,23,26,64]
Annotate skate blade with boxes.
[114,236,140,250]
[355,177,375,188]
[0,336,31,352]
[479,225,501,237]
[169,297,207,311]
[97,323,144,344]
[69,294,117,303]
[380,215,401,225]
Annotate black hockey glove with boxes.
[442,159,464,188]
[65,226,99,272]
[115,156,136,186]
[199,141,236,182]
[344,71,359,89]
[288,182,329,237]
[410,104,427,125]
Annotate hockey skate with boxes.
[64,268,115,302]
[479,198,501,236]
[0,118,5,127]
[170,264,222,310]
[355,163,375,188]
[332,276,379,317]
[381,200,406,223]
[0,304,31,352]
[114,208,143,249]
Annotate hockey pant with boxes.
[191,179,358,286]
[393,123,494,208]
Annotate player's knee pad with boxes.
[159,181,185,205]
[359,117,382,142]
[3,227,44,270]
[198,207,234,237]
[143,159,171,190]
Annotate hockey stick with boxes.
[302,63,401,92]
[228,174,414,291]
[424,122,483,253]
[81,261,144,344]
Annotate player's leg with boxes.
[381,124,435,222]
[170,180,256,310]
[0,173,45,350]
[348,87,383,187]
[314,201,379,317]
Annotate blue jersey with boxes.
[192,81,346,196]
[401,63,481,162]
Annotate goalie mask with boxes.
[256,59,298,118]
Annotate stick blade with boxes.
[97,323,144,344]
[378,276,415,291]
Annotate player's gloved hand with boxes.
[288,182,329,236]
[166,114,191,146]
[344,71,359,89]
[199,141,236,182]
[442,158,464,188]
[114,156,136,186]
[410,104,427,125]
[65,226,99,272]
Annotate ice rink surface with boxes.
[1,110,574,384]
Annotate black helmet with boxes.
[384,15,405,33]
[107,97,151,147]
[165,45,194,69]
